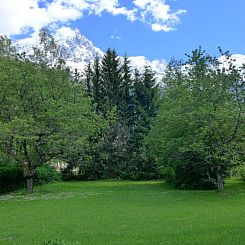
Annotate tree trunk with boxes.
[216,165,224,190]
[26,176,33,193]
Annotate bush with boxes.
[0,161,24,193]
[174,162,216,190]
[163,151,217,190]
[34,165,61,185]
[238,166,245,181]
[60,160,104,181]
[0,160,60,193]
[160,166,176,184]
[119,171,158,180]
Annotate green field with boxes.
[0,180,245,245]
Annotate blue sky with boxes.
[0,0,245,61]
[74,0,245,61]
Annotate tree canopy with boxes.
[0,34,106,192]
[147,48,245,190]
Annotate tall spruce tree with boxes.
[84,63,93,96]
[126,66,159,177]
[91,56,106,114]
[101,48,122,112]
[82,50,160,180]
[118,55,135,125]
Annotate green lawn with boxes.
[0,180,245,245]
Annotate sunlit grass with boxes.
[0,179,244,244]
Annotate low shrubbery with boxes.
[0,161,24,193]
[120,171,159,180]
[241,168,245,181]
[161,152,217,190]
[34,165,61,185]
[0,161,60,193]
[229,166,245,181]
[237,166,245,181]
[61,161,161,181]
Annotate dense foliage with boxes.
[0,158,60,193]
[0,159,24,193]
[0,30,244,192]
[0,31,160,193]
[66,49,160,180]
[0,32,105,192]
[147,48,245,190]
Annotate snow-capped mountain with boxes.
[128,56,166,81]
[13,26,245,80]
[14,27,167,79]
[54,27,104,71]
[218,54,245,69]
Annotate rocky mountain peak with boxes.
[13,27,166,78]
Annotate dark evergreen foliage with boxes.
[77,49,160,180]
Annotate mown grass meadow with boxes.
[0,180,244,244]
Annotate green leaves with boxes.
[147,48,245,189]
[0,38,106,185]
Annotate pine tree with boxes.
[127,66,159,177]
[134,66,159,130]
[82,50,160,180]
[91,56,105,114]
[118,55,134,126]
[84,63,93,96]
[101,48,122,112]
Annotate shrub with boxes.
[119,171,158,180]
[174,162,216,190]
[0,159,60,193]
[160,166,176,184]
[0,161,24,193]
[78,162,105,180]
[163,151,217,190]
[238,166,245,181]
[34,165,61,185]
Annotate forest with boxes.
[0,29,244,194]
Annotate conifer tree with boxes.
[101,48,122,112]
[84,63,93,96]
[90,56,105,114]
[118,55,134,125]
[82,50,160,180]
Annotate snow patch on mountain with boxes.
[218,54,245,69]
[13,27,245,81]
[14,27,167,79]
[129,56,167,80]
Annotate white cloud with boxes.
[151,23,173,32]
[0,0,89,35]
[54,26,79,39]
[133,0,150,9]
[133,0,186,32]
[88,0,137,21]
[0,0,186,36]
[0,0,45,35]
[110,34,120,40]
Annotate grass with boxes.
[0,179,245,245]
